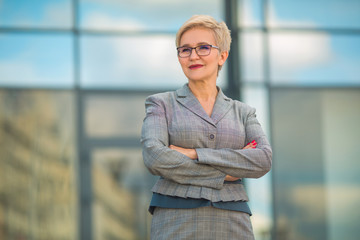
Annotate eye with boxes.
[180,47,191,53]
[198,45,211,50]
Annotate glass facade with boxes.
[271,89,360,240]
[0,33,74,88]
[1,0,359,240]
[0,90,77,240]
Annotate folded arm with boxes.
[141,96,226,189]
[170,107,272,179]
[196,107,272,178]
[170,141,258,181]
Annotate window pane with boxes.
[0,0,72,28]
[240,31,264,82]
[79,0,223,31]
[85,93,147,138]
[241,85,272,239]
[80,35,185,89]
[80,35,228,89]
[0,33,74,88]
[238,0,263,27]
[269,33,360,85]
[322,90,360,240]
[0,90,78,240]
[271,88,360,240]
[268,0,360,28]
[91,148,157,240]
[241,85,269,135]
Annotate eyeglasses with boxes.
[177,44,219,58]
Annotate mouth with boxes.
[189,64,203,70]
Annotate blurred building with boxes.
[0,1,360,240]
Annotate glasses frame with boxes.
[177,44,219,58]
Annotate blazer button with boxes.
[209,134,215,140]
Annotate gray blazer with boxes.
[141,84,272,202]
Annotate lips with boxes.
[189,64,203,70]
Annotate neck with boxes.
[188,80,218,101]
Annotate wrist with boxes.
[191,149,198,160]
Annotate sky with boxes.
[0,0,360,88]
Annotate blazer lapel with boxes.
[211,88,232,125]
[175,84,232,127]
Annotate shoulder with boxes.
[146,91,175,103]
[232,99,256,116]
[144,91,177,112]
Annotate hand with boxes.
[225,175,241,181]
[169,145,198,160]
[225,140,257,181]
[243,140,257,149]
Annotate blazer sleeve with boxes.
[196,106,272,179]
[141,95,226,190]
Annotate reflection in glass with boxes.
[0,0,72,28]
[85,94,147,138]
[240,31,264,82]
[0,33,74,88]
[79,0,223,31]
[241,85,272,240]
[0,90,77,240]
[238,0,263,27]
[322,90,360,240]
[269,33,360,85]
[268,0,360,29]
[91,148,157,240]
[271,88,360,240]
[80,35,227,89]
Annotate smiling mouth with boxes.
[189,64,203,70]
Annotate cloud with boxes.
[80,0,223,30]
[0,59,72,87]
[269,33,333,79]
[80,36,186,89]
[84,12,146,31]
[0,60,53,86]
[43,0,72,28]
[267,4,317,28]
[242,2,333,81]
[1,0,72,28]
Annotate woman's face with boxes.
[178,27,228,83]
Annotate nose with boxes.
[189,48,200,60]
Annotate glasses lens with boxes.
[178,47,191,57]
[196,45,211,56]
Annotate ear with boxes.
[218,51,229,67]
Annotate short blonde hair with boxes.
[176,15,231,71]
[176,15,231,52]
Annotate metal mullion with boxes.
[72,0,93,240]
[259,0,278,240]
[225,0,241,100]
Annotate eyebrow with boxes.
[179,42,211,48]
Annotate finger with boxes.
[243,142,256,149]
[243,144,252,149]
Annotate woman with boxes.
[141,15,272,240]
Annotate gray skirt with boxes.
[151,206,255,240]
